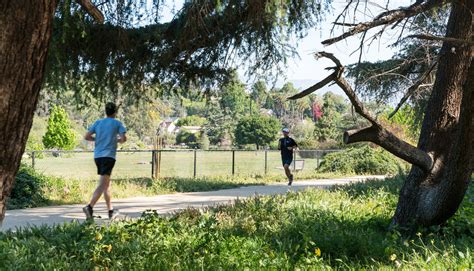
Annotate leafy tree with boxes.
[250,81,268,108]
[42,105,76,150]
[176,116,208,127]
[234,115,281,149]
[198,132,210,150]
[204,100,236,145]
[219,72,248,117]
[314,92,344,142]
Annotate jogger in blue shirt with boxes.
[83,102,127,220]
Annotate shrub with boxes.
[7,164,50,209]
[42,105,76,150]
[176,129,199,148]
[318,145,406,175]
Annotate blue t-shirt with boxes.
[88,118,127,159]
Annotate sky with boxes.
[157,0,415,94]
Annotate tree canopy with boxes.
[45,0,330,105]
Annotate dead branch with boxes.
[290,51,433,172]
[407,34,474,45]
[322,0,450,46]
[76,0,105,23]
[389,61,437,119]
[287,72,338,100]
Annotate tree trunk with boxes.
[392,0,473,227]
[0,1,58,223]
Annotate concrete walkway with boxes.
[1,176,384,231]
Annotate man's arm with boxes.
[84,131,95,141]
[118,133,127,143]
[277,139,281,150]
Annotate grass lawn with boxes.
[1,176,472,270]
[24,151,324,180]
[9,163,345,209]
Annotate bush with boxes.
[42,105,76,150]
[7,164,50,209]
[318,145,406,175]
[176,129,199,148]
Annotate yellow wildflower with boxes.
[315,248,321,257]
[390,254,397,261]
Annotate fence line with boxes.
[26,149,342,179]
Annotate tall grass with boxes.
[1,175,472,270]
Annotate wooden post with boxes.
[232,150,235,176]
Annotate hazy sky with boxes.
[158,0,415,93]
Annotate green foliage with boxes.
[119,130,146,150]
[204,100,236,145]
[46,1,329,104]
[198,132,210,150]
[42,105,76,150]
[250,81,268,107]
[383,105,422,141]
[318,145,406,175]
[176,115,208,127]
[314,92,344,142]
[292,119,316,141]
[234,115,281,149]
[1,176,472,270]
[176,129,199,148]
[7,164,50,209]
[219,72,248,116]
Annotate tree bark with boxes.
[0,1,58,223]
[391,0,473,227]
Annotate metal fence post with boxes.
[293,151,296,171]
[264,150,268,174]
[31,151,35,169]
[232,150,235,176]
[158,150,161,179]
[316,150,320,169]
[193,149,197,178]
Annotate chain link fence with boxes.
[23,149,341,180]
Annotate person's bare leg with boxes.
[89,175,110,207]
[103,176,112,210]
[284,164,291,178]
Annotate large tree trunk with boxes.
[392,0,473,227]
[0,1,58,223]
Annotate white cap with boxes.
[282,128,290,133]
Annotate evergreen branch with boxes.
[323,0,450,46]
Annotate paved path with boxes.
[1,176,384,231]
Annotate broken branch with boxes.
[344,126,433,172]
[76,0,105,24]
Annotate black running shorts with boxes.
[94,157,116,176]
